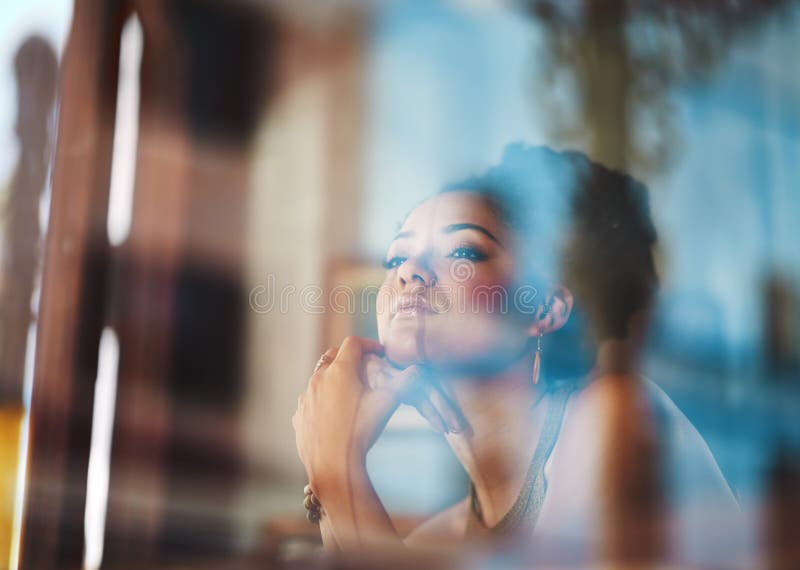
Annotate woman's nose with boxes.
[398,256,437,288]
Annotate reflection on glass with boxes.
[2,0,798,568]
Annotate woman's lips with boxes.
[394,295,433,318]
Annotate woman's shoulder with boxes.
[403,497,470,548]
[556,373,655,449]
[639,378,739,502]
[561,373,707,442]
[560,374,739,508]
[546,375,746,565]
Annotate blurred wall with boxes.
[242,13,367,526]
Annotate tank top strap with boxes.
[468,383,576,538]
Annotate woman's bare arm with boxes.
[315,457,403,551]
[293,337,417,552]
[295,339,466,552]
[318,468,468,553]
[403,498,469,549]
[319,515,339,552]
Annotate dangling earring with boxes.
[533,331,543,385]
[533,302,549,386]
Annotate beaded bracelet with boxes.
[303,484,322,524]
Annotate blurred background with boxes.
[0,0,798,568]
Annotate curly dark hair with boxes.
[440,143,658,350]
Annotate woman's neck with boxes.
[435,353,544,528]
[592,336,639,377]
[431,336,640,528]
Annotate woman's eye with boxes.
[382,256,407,269]
[447,246,487,261]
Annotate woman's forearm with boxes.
[316,457,405,552]
[319,516,340,552]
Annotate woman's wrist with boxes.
[311,450,368,503]
[317,462,400,552]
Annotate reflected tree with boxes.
[0,37,57,403]
[523,0,796,175]
[520,1,798,563]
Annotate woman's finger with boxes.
[396,365,467,434]
[390,364,424,397]
[312,346,339,376]
[362,353,390,389]
[334,336,384,369]
[427,384,469,435]
[415,396,449,434]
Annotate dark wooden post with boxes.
[22,0,130,567]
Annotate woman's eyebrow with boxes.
[390,230,413,243]
[442,223,502,245]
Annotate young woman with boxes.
[292,144,743,566]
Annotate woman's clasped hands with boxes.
[292,336,466,502]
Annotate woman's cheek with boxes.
[460,278,513,315]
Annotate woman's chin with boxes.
[383,342,426,370]
[383,336,465,370]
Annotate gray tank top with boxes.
[466,384,575,539]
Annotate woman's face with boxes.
[377,191,533,371]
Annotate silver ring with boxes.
[313,353,333,373]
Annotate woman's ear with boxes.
[527,285,574,337]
